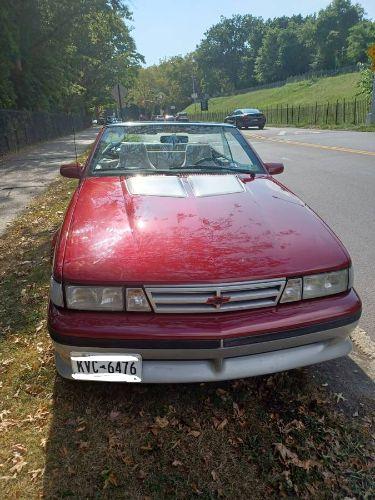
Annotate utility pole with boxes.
[366,44,375,125]
[117,84,123,121]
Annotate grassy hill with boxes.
[185,72,361,113]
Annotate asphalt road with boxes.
[0,127,98,235]
[244,127,375,343]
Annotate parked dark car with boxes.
[224,109,266,129]
[175,112,189,122]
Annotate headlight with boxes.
[279,278,302,303]
[50,278,64,307]
[280,268,350,303]
[65,285,124,311]
[126,288,151,312]
[303,269,349,299]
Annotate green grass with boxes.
[185,72,361,114]
[0,155,374,497]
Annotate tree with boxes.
[0,0,143,112]
[312,0,364,69]
[194,15,264,95]
[347,20,375,63]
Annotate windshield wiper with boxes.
[178,165,255,175]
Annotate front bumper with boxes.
[53,317,357,383]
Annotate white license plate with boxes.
[71,353,142,382]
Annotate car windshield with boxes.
[89,124,264,176]
[242,109,260,113]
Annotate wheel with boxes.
[258,125,264,130]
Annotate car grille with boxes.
[145,279,286,313]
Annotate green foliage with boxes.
[312,0,364,69]
[130,0,373,112]
[0,0,143,112]
[347,20,375,63]
[356,64,374,97]
[129,55,196,114]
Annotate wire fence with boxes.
[212,65,359,98]
[0,109,91,156]
[188,98,371,127]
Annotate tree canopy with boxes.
[0,0,143,112]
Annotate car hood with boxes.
[62,175,348,284]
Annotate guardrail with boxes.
[0,109,91,156]
[188,98,370,127]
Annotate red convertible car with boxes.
[49,122,361,382]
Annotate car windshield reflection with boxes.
[89,123,264,176]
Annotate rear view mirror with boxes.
[60,162,83,179]
[264,162,284,175]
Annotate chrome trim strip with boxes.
[145,278,286,313]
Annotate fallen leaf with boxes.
[217,418,228,431]
[78,441,89,451]
[109,410,121,422]
[155,416,169,429]
[137,469,147,480]
[188,430,201,438]
[29,468,44,481]
[211,470,218,481]
[9,460,27,474]
[140,443,153,452]
[274,443,317,471]
[172,460,183,467]
[334,393,346,403]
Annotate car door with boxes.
[226,110,239,125]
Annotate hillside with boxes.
[185,72,361,113]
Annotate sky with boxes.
[128,0,375,66]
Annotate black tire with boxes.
[258,125,265,130]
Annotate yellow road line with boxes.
[246,133,375,157]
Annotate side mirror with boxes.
[60,162,83,179]
[264,162,284,175]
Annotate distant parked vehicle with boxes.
[106,116,117,125]
[154,115,164,122]
[224,109,266,130]
[164,114,175,122]
[175,112,189,122]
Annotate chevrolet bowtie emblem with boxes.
[206,295,231,308]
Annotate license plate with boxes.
[71,353,142,382]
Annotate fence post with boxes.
[297,104,301,124]
[325,102,329,125]
[314,102,318,125]
[343,98,346,123]
[286,103,289,124]
[353,98,357,125]
[335,100,338,125]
